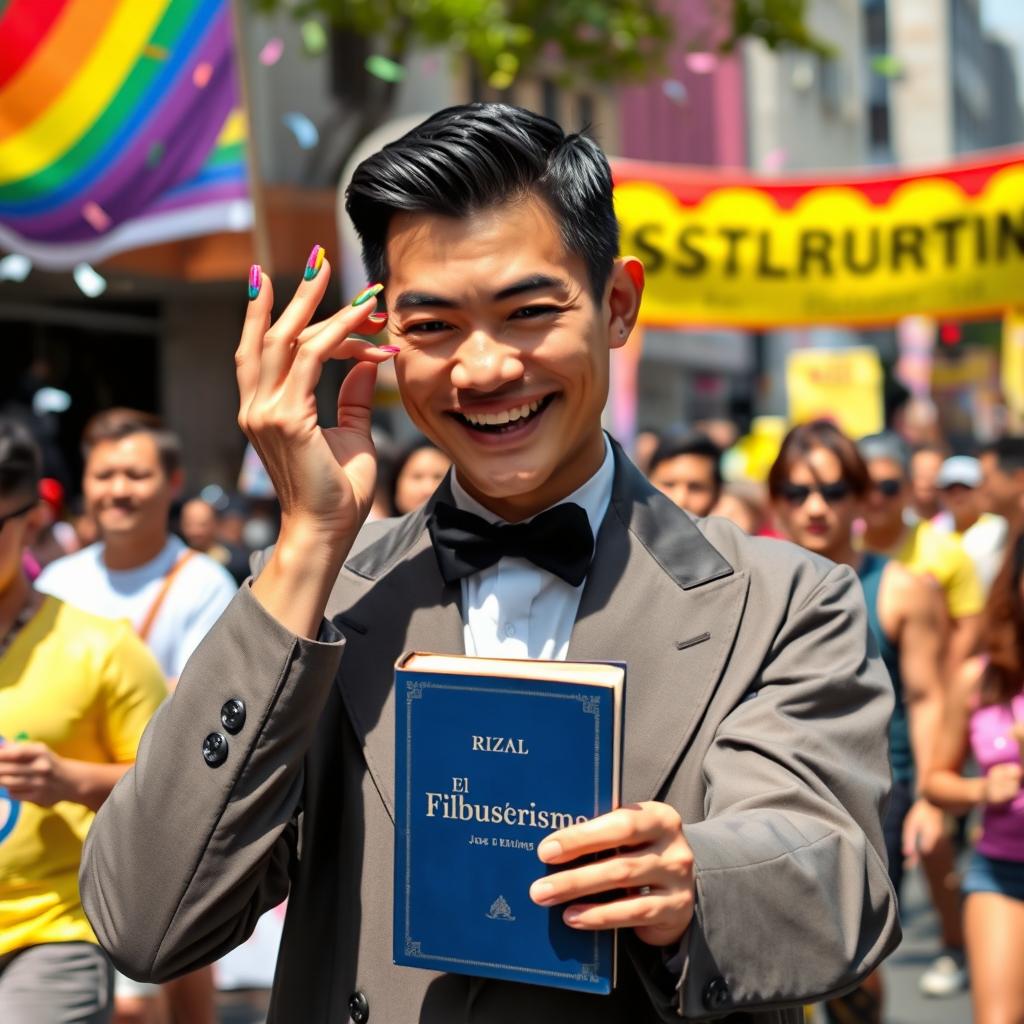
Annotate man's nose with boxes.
[449,331,523,392]
[110,474,130,498]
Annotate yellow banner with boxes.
[1004,309,1024,421]
[614,151,1024,328]
[786,347,884,439]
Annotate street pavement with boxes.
[883,865,972,1024]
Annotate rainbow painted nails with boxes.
[248,264,262,300]
[304,244,325,281]
[351,282,383,306]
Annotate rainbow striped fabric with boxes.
[0,0,251,269]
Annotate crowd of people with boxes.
[640,419,1024,1024]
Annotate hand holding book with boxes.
[529,801,696,948]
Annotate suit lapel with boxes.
[568,447,749,804]
[331,492,464,822]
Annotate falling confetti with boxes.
[365,55,405,83]
[192,62,213,88]
[0,253,32,282]
[300,20,328,56]
[72,263,107,298]
[146,141,165,168]
[871,54,904,79]
[761,147,787,173]
[662,79,687,104]
[685,52,718,74]
[81,200,112,232]
[144,44,169,61]
[259,38,284,66]
[282,111,319,150]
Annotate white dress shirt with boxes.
[450,435,614,661]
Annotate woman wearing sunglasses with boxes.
[768,420,947,1024]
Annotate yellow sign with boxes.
[614,151,1024,328]
[786,347,884,439]
[1004,309,1024,420]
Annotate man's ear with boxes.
[607,257,644,350]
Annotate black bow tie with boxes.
[427,501,594,587]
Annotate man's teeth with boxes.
[462,399,541,427]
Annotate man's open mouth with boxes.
[450,394,555,434]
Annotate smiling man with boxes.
[81,105,898,1023]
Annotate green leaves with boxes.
[251,0,826,91]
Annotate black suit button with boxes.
[220,698,246,734]
[348,990,369,1023]
[703,975,730,1010]
[202,732,228,768]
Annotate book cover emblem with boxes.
[486,895,515,922]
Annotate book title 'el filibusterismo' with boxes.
[425,776,589,830]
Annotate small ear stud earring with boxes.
[619,327,627,337]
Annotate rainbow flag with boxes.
[0,0,251,269]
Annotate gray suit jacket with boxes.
[80,446,899,1022]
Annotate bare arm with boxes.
[923,657,989,814]
[946,613,982,679]
[894,569,947,780]
[0,744,131,812]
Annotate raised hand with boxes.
[238,250,399,636]
[237,249,397,544]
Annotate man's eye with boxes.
[405,320,452,335]
[510,305,559,320]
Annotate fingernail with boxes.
[378,345,400,354]
[351,282,383,306]
[564,909,582,925]
[304,244,325,281]
[367,312,389,324]
[537,838,562,861]
[248,264,262,300]
[530,881,554,903]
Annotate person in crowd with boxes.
[712,480,766,535]
[646,431,722,518]
[0,418,167,1024]
[631,427,660,475]
[769,420,946,1022]
[910,443,949,522]
[925,531,1024,1024]
[933,455,1008,596]
[80,103,898,1024]
[858,429,980,997]
[389,437,451,516]
[859,431,983,674]
[35,409,236,1024]
[980,436,1024,533]
[180,497,250,585]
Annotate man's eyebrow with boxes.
[492,274,567,301]
[392,274,568,312]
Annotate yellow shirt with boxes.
[891,519,986,620]
[0,598,167,955]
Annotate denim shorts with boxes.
[962,850,1024,901]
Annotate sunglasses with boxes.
[0,498,36,531]
[779,481,851,506]
[873,478,903,498]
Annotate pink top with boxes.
[970,693,1024,862]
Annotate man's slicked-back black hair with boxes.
[345,103,619,300]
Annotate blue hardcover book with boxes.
[393,652,625,995]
